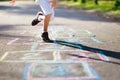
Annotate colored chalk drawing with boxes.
[0,50,107,62]
[48,64,73,77]
[24,62,102,80]
[1,27,108,80]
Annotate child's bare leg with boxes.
[41,13,52,42]
[43,0,57,32]
[43,14,52,32]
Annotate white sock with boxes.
[38,15,45,21]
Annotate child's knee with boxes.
[46,13,52,16]
[45,13,54,21]
[43,10,52,16]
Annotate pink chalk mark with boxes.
[26,63,97,80]
[57,52,62,60]
[7,38,19,45]
[28,76,96,80]
[27,63,35,80]
[96,53,105,61]
[79,52,89,61]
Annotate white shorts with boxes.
[35,0,53,15]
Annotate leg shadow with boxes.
[49,40,120,65]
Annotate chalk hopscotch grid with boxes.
[52,30,102,44]
[0,29,106,63]
[0,28,107,62]
[5,30,102,47]
[0,28,105,80]
[0,50,109,63]
[24,62,100,80]
[6,30,35,46]
[0,50,79,62]
[53,30,91,38]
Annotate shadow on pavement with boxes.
[0,33,31,39]
[0,5,21,10]
[0,25,15,31]
[50,40,120,65]
[0,24,28,31]
[0,24,32,38]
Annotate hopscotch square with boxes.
[5,30,36,45]
[31,63,85,78]
[1,51,55,62]
[59,50,104,62]
[6,44,31,51]
[7,38,36,45]
[52,29,102,43]
[74,37,96,43]
[72,30,92,38]
[6,37,37,46]
[26,62,97,80]
[15,38,35,43]
[53,30,91,39]
[50,26,74,38]
[0,50,105,62]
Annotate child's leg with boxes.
[43,14,52,32]
[37,0,53,42]
[35,0,55,42]
[36,0,53,31]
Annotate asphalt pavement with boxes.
[0,1,120,80]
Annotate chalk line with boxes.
[0,52,9,61]
[98,51,109,61]
[1,59,105,63]
[82,62,102,80]
[6,50,81,53]
[91,37,102,43]
[23,63,32,80]
[28,76,96,80]
[7,38,19,45]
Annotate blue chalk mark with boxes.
[49,65,73,77]
[82,62,93,76]
[23,63,32,80]
[89,64,102,80]
[91,37,102,43]
[30,42,38,51]
[82,62,102,80]
[99,51,109,61]
[85,30,102,43]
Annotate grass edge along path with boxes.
[59,0,120,21]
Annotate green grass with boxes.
[85,2,113,11]
[112,10,120,15]
[61,0,80,7]
[60,0,120,15]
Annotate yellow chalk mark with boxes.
[0,52,9,61]
[53,51,57,61]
